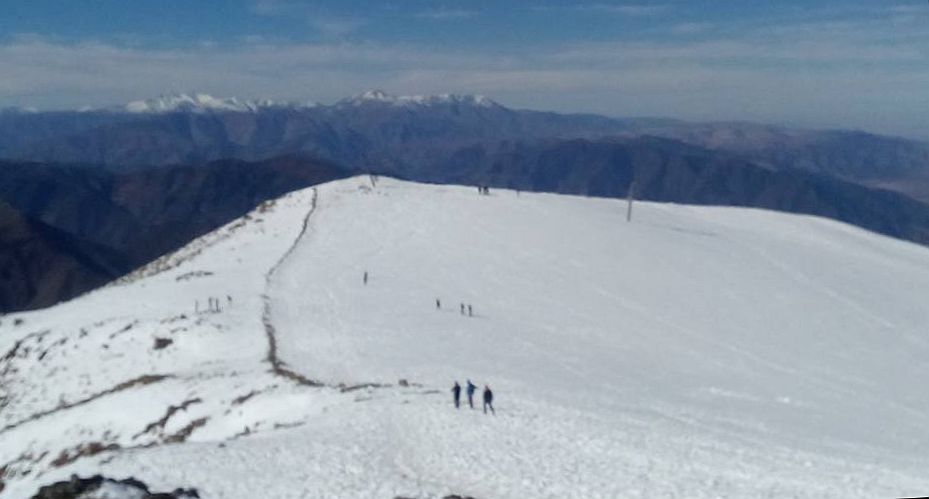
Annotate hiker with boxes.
[436,298,441,309]
[363,271,369,285]
[466,380,477,409]
[468,304,473,317]
[460,303,465,315]
[452,381,461,409]
[483,385,495,415]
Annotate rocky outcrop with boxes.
[30,474,198,499]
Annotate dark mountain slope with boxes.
[0,156,352,310]
[0,201,125,311]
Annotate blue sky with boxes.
[1,0,927,138]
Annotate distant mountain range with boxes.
[2,91,929,311]
[2,91,927,199]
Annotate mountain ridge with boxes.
[2,177,929,497]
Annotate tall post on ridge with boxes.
[626,180,636,222]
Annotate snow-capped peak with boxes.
[124,93,316,114]
[338,90,499,108]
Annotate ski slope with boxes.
[2,177,929,498]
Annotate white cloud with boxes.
[889,4,925,15]
[533,3,667,16]
[588,4,668,16]
[414,9,477,20]
[250,0,291,16]
[668,22,713,35]
[307,17,366,37]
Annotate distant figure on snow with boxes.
[460,303,465,315]
[467,304,473,317]
[436,298,441,310]
[452,381,461,409]
[466,379,477,409]
[483,385,495,415]
[363,271,369,285]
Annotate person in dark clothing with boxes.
[460,303,465,315]
[436,298,441,309]
[467,304,473,317]
[363,271,368,285]
[483,385,495,415]
[466,380,477,409]
[452,381,461,409]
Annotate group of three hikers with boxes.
[452,380,494,415]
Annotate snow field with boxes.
[3,176,929,498]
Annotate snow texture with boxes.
[2,177,929,498]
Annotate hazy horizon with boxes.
[2,0,927,139]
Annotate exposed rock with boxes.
[132,399,202,440]
[50,442,120,468]
[152,338,172,350]
[163,417,208,444]
[30,474,199,498]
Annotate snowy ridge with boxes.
[2,177,929,498]
[336,89,498,108]
[123,93,316,113]
[118,90,497,114]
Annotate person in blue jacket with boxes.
[466,380,477,409]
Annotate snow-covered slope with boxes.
[3,177,929,498]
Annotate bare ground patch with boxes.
[132,398,202,440]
